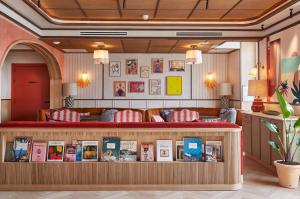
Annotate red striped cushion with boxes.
[167,109,199,122]
[50,110,90,122]
[151,115,165,122]
[114,110,142,122]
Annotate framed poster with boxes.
[126,59,138,75]
[128,81,145,93]
[109,61,121,77]
[166,76,182,96]
[114,81,126,97]
[151,58,163,73]
[169,60,185,72]
[149,79,161,95]
[140,66,149,78]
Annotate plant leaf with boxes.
[268,141,280,152]
[276,88,294,118]
[294,118,300,131]
[296,138,300,147]
[262,120,280,136]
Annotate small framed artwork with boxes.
[126,59,138,75]
[114,81,126,97]
[166,76,182,96]
[169,60,185,72]
[109,61,121,77]
[151,58,163,73]
[128,81,145,93]
[140,66,149,78]
[149,79,161,95]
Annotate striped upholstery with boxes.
[114,110,142,122]
[46,109,90,122]
[167,109,199,122]
[151,115,165,122]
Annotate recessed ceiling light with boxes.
[199,41,209,45]
[52,41,61,45]
[142,15,149,21]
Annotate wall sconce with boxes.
[77,72,90,88]
[204,72,217,89]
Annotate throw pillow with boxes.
[167,109,200,122]
[219,108,237,124]
[151,115,165,122]
[99,109,119,122]
[160,110,175,121]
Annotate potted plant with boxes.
[262,88,300,188]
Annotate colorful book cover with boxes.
[31,142,47,162]
[156,140,173,162]
[120,140,137,161]
[183,137,202,162]
[82,141,98,161]
[140,143,154,162]
[205,141,223,162]
[73,140,83,161]
[47,141,64,162]
[102,137,120,162]
[14,137,33,162]
[64,144,76,162]
[176,141,184,161]
[5,142,15,162]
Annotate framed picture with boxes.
[109,61,121,77]
[126,59,138,75]
[151,58,163,73]
[149,79,161,95]
[114,81,126,97]
[166,76,182,96]
[169,60,185,72]
[140,66,149,78]
[128,81,145,93]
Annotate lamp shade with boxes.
[219,83,232,96]
[186,49,202,64]
[93,49,109,64]
[63,83,77,97]
[248,80,268,97]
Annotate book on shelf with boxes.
[176,141,184,161]
[140,143,154,162]
[156,140,173,162]
[31,142,47,162]
[72,140,83,161]
[205,141,222,162]
[14,137,33,162]
[183,137,202,162]
[5,142,15,162]
[47,141,64,162]
[82,141,98,161]
[64,144,76,162]
[202,143,205,161]
[102,137,120,162]
[120,140,137,161]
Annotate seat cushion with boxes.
[167,109,200,122]
[99,109,119,122]
[160,110,175,121]
[151,115,165,122]
[219,108,237,124]
[114,110,143,122]
[47,109,90,122]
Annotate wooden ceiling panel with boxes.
[121,39,149,53]
[224,9,265,20]
[84,10,121,19]
[148,39,177,53]
[206,0,240,9]
[77,0,119,9]
[235,0,283,10]
[120,0,157,9]
[190,10,228,19]
[122,10,155,19]
[155,10,191,19]
[40,0,79,9]
[46,9,85,19]
[158,0,199,9]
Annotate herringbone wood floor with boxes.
[0,157,299,199]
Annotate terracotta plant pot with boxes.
[274,160,300,188]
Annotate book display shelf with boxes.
[0,122,242,191]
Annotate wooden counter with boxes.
[0,122,242,191]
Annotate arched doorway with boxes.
[0,40,62,121]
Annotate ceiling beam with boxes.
[122,0,126,9]
[74,0,88,17]
[206,0,209,10]
[117,0,123,18]
[146,40,152,53]
[120,39,126,52]
[153,0,161,18]
[220,0,242,20]
[168,40,180,53]
[187,0,201,19]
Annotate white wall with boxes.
[1,51,45,99]
[228,50,241,108]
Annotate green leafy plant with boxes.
[262,88,300,164]
[291,80,300,104]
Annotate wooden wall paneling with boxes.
[260,119,271,167]
[251,116,261,160]
[242,114,252,154]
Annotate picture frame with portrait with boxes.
[109,61,121,77]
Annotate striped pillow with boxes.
[167,109,199,122]
[151,115,165,122]
[48,109,90,122]
[114,110,142,122]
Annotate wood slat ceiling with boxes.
[40,38,226,53]
[28,0,288,21]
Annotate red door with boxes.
[11,64,50,121]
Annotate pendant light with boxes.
[93,42,109,65]
[186,45,202,64]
